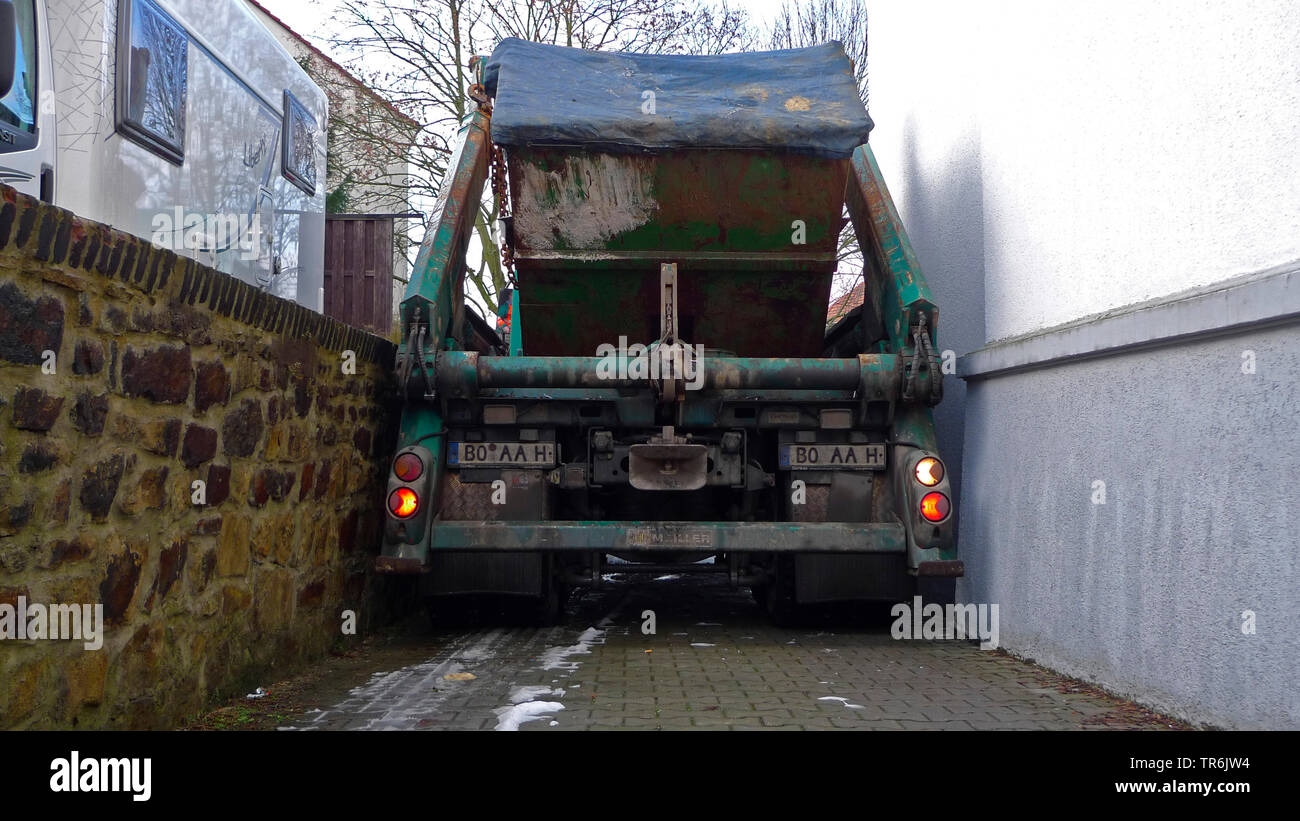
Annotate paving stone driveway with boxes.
[294,575,1178,731]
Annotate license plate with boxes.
[779,444,885,470]
[449,441,557,467]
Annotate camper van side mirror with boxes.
[0,1,16,101]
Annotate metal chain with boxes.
[490,144,516,287]
[918,312,942,404]
[902,312,943,405]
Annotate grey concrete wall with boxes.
[890,119,985,536]
[957,322,1299,729]
[870,0,1300,729]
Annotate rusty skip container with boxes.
[489,39,869,359]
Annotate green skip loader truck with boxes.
[377,39,960,623]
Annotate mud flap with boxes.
[428,469,553,602]
[788,471,911,604]
[422,551,545,597]
[914,575,956,607]
[794,553,913,604]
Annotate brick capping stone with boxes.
[0,185,395,367]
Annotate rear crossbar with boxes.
[434,351,904,393]
[427,521,908,553]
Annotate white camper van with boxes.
[0,0,327,309]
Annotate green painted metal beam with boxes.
[435,350,901,393]
[429,521,908,553]
[386,106,493,548]
[846,143,939,353]
[401,109,491,343]
[471,387,858,402]
[507,288,521,356]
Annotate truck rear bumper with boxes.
[426,520,908,553]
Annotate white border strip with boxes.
[958,262,1300,380]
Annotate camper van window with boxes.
[0,0,38,153]
[282,90,317,195]
[116,0,188,165]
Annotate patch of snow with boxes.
[509,685,562,704]
[539,626,604,671]
[494,700,565,731]
[818,696,864,709]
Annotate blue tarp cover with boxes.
[483,38,873,158]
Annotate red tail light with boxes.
[388,487,419,518]
[393,452,424,481]
[920,492,950,523]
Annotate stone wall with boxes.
[0,185,408,729]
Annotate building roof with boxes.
[245,0,420,131]
[826,280,865,327]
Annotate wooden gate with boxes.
[324,216,395,336]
